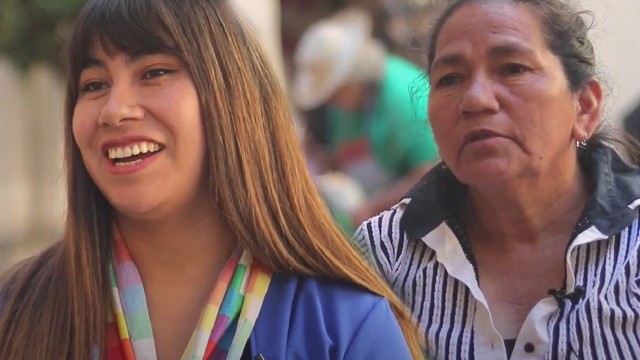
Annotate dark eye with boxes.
[435,74,463,88]
[80,81,108,93]
[142,68,174,79]
[501,63,530,76]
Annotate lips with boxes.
[463,129,504,145]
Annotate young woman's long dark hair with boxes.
[0,0,424,358]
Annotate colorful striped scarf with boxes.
[105,230,272,360]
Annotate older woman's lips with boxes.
[463,129,504,145]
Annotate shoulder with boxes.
[358,202,408,235]
[0,283,5,315]
[354,202,429,284]
[0,242,63,316]
[354,202,408,255]
[262,273,390,318]
[252,274,412,359]
[0,259,29,318]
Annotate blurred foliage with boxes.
[0,0,85,72]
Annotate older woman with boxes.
[356,0,640,359]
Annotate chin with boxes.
[104,191,160,220]
[452,161,515,186]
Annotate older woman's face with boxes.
[428,1,582,187]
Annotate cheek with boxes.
[177,108,207,162]
[428,106,456,153]
[71,104,100,164]
[71,108,89,150]
[182,124,208,186]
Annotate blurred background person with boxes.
[292,8,439,233]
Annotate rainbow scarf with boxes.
[105,230,272,360]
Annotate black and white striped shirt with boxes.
[355,144,640,359]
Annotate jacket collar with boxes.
[401,143,640,241]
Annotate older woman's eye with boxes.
[435,74,463,88]
[500,63,530,75]
[142,68,175,80]
[80,81,108,93]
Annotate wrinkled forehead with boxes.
[436,1,543,52]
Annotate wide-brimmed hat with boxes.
[292,8,381,111]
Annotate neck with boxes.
[115,206,236,285]
[464,160,590,248]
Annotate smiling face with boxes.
[427,1,587,187]
[72,43,210,221]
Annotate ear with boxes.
[571,79,603,142]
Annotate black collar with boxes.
[401,143,640,241]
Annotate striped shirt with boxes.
[354,144,640,359]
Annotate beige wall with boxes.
[581,0,640,122]
[0,59,65,270]
[229,0,286,87]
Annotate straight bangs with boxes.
[67,0,179,104]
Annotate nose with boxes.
[98,83,144,127]
[458,75,499,117]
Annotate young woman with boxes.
[0,0,423,359]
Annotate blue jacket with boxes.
[0,273,412,359]
[248,273,413,359]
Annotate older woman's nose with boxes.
[98,84,145,127]
[458,76,499,117]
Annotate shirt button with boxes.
[524,343,535,353]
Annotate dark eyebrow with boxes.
[80,51,165,71]
[431,42,537,73]
[81,57,105,70]
[488,43,536,59]
[128,50,159,62]
[430,54,466,73]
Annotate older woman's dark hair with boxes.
[426,0,595,91]
[426,0,640,164]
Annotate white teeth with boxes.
[107,141,163,160]
[115,159,143,167]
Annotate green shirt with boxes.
[327,55,439,179]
